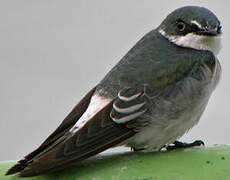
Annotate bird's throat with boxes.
[159,29,222,56]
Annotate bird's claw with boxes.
[166,140,205,151]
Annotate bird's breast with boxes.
[126,58,221,151]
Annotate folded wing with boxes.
[6,87,148,177]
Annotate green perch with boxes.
[1,145,230,180]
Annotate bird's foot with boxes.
[166,140,204,151]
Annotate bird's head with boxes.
[158,6,222,55]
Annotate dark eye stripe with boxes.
[175,19,202,34]
[190,23,201,32]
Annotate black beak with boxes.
[196,26,222,36]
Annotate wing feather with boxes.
[110,87,147,124]
[18,99,135,177]
[7,87,148,177]
[6,87,96,176]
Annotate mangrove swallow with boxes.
[6,6,222,177]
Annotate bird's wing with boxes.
[6,87,148,177]
[6,87,96,176]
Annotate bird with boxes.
[6,5,222,177]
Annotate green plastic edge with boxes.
[1,145,230,180]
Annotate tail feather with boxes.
[5,87,96,176]
[5,160,27,176]
[5,98,136,177]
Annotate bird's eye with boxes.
[176,22,186,32]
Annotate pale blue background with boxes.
[0,0,229,160]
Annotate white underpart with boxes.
[70,93,112,133]
[159,29,222,55]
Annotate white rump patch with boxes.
[159,29,222,55]
[70,93,112,133]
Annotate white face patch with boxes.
[159,29,222,55]
[70,93,112,133]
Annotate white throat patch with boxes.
[159,29,222,55]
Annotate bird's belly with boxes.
[126,80,218,150]
[123,59,221,151]
[126,100,208,151]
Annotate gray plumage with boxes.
[6,6,222,177]
[97,28,221,150]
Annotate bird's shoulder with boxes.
[97,31,216,98]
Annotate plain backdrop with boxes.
[0,0,229,161]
